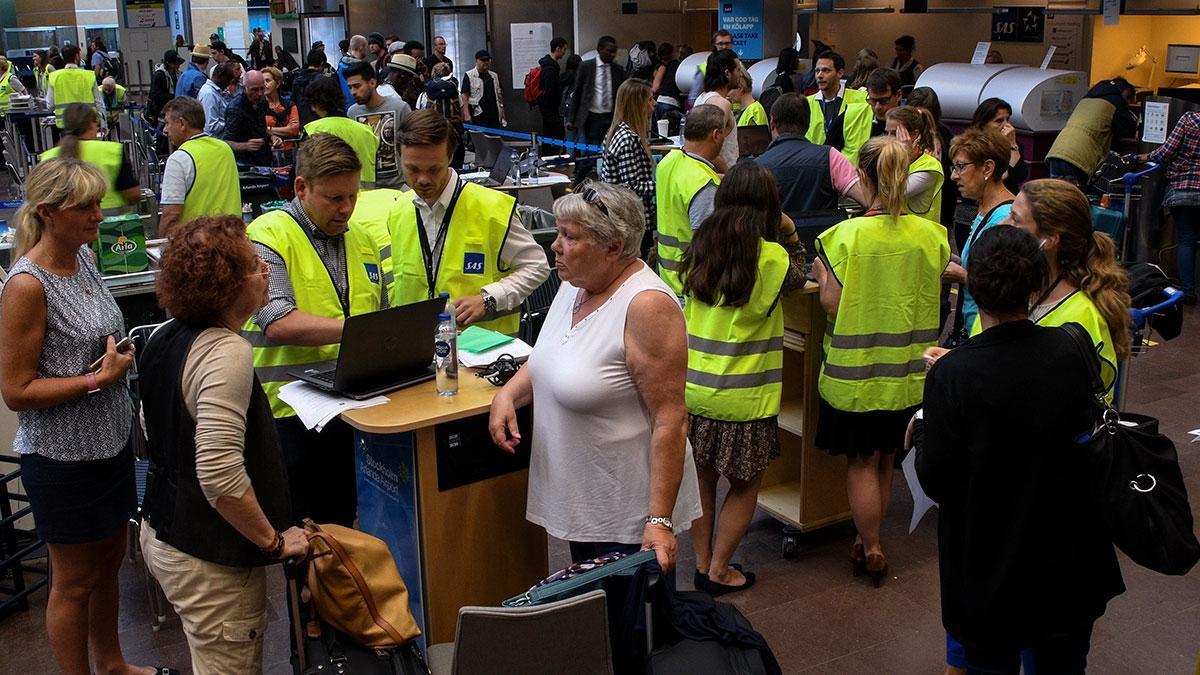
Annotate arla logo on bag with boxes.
[463,252,485,274]
[111,235,137,256]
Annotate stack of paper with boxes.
[277,381,390,432]
[458,338,533,368]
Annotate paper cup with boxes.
[657,118,669,138]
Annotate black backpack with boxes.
[1125,262,1183,341]
[100,53,121,82]
[757,73,788,117]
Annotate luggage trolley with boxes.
[1089,155,1160,262]
[1115,283,1186,411]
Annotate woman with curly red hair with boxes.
[138,216,309,675]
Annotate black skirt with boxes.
[815,398,918,458]
[19,440,136,544]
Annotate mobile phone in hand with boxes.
[89,336,134,372]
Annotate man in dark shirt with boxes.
[537,37,568,144]
[224,69,272,165]
[424,36,453,75]
[291,50,326,126]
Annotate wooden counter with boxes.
[342,370,548,646]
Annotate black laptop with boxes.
[289,297,445,399]
[467,147,514,188]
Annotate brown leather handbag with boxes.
[303,519,422,648]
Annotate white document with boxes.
[510,22,552,89]
[1040,46,1057,70]
[970,42,991,66]
[277,381,389,432]
[1103,0,1120,26]
[223,20,246,52]
[902,442,937,534]
[458,338,533,368]
[1143,101,1170,145]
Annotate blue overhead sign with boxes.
[720,0,764,60]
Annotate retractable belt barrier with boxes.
[462,123,604,154]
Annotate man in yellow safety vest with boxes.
[46,44,106,131]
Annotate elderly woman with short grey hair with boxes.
[489,182,702,570]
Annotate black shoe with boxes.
[704,570,757,596]
[693,568,708,591]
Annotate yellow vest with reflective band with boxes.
[390,181,519,334]
[684,241,789,421]
[177,135,243,224]
[48,67,97,128]
[42,140,125,209]
[969,290,1118,401]
[815,213,951,412]
[241,209,385,418]
[906,151,944,225]
[737,101,767,127]
[349,188,404,297]
[805,94,872,165]
[655,150,720,295]
[304,117,380,185]
[0,71,14,114]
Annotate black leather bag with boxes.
[1062,322,1200,576]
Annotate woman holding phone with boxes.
[0,158,163,675]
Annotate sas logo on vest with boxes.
[111,235,138,255]
[463,252,485,275]
[364,263,380,284]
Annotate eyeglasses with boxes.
[950,161,979,175]
[247,256,270,277]
[579,185,609,217]
[867,95,897,106]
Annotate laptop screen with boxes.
[489,148,514,183]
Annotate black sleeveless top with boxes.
[141,320,291,567]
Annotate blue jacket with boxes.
[175,62,207,99]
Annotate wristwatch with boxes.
[645,515,673,530]
[481,289,497,315]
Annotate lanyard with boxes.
[1031,274,1065,313]
[414,179,465,299]
[822,96,840,136]
[967,199,1015,251]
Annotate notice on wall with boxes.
[1103,0,1121,26]
[511,22,552,90]
[1143,101,1170,144]
[720,0,764,61]
[124,0,166,28]
[971,41,992,65]
[1040,46,1057,70]
[1045,14,1083,71]
[223,20,246,51]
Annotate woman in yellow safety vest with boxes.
[885,105,944,225]
[32,51,54,96]
[812,135,950,587]
[679,163,806,595]
[41,103,141,211]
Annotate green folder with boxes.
[457,326,515,353]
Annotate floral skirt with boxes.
[688,414,780,482]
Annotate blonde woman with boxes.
[602,79,657,256]
[0,158,167,675]
[847,48,879,90]
[885,105,945,224]
[812,136,949,587]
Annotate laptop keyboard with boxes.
[308,370,336,384]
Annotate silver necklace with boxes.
[572,290,588,314]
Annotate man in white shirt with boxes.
[157,96,242,237]
[394,110,549,334]
[198,63,236,137]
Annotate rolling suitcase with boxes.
[285,558,429,675]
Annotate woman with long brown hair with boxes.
[602,79,657,256]
[885,105,944,225]
[812,136,950,586]
[679,163,805,594]
[40,103,141,211]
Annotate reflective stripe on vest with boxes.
[906,151,944,224]
[240,209,384,418]
[48,68,97,128]
[655,150,719,295]
[304,118,380,185]
[815,213,950,412]
[805,96,872,165]
[349,188,403,297]
[178,136,243,224]
[391,181,519,334]
[684,241,789,421]
[42,140,125,209]
[968,290,1118,400]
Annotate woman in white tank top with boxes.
[488,182,701,567]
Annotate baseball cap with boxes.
[164,49,184,65]
[475,50,491,60]
[209,32,219,40]
[387,53,418,76]
[312,41,325,49]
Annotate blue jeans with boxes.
[960,622,1095,675]
[1171,205,1199,293]
[1046,158,1090,186]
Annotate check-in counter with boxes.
[340,371,547,646]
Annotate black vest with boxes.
[141,320,292,567]
[756,135,839,215]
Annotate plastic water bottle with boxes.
[435,313,458,396]
[439,292,457,332]
[678,116,686,142]
[528,142,539,180]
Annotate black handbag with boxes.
[1062,322,1200,575]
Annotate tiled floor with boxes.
[3,311,1199,674]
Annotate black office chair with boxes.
[520,270,562,345]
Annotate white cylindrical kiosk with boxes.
[914,63,1020,122]
[675,52,709,97]
[980,68,1089,132]
[747,58,779,98]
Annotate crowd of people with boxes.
[3,23,1199,675]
